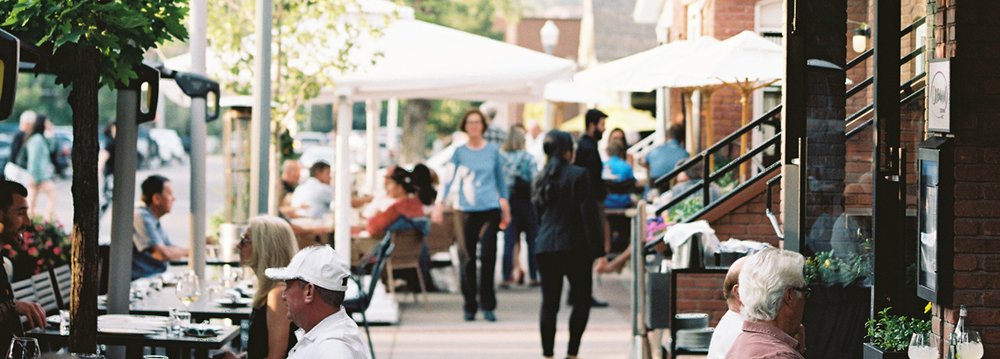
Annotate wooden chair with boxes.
[50,264,71,309]
[386,229,429,308]
[31,272,59,315]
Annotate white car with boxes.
[294,131,329,154]
[149,128,187,164]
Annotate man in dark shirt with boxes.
[573,109,610,308]
[0,180,46,355]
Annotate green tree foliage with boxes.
[206,0,392,134]
[408,0,503,40]
[2,0,188,88]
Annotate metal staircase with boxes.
[651,17,927,226]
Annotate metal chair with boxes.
[344,234,394,359]
[50,264,71,309]
[31,272,59,315]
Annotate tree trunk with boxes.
[67,47,100,354]
[401,99,431,164]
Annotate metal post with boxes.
[655,87,670,146]
[781,0,808,251]
[630,202,650,359]
[365,100,381,194]
[107,90,139,315]
[189,0,208,278]
[250,0,272,215]
[691,90,701,152]
[386,98,399,158]
[871,0,902,315]
[334,95,353,264]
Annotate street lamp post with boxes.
[540,20,560,131]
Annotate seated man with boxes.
[133,175,188,280]
[726,248,808,359]
[266,246,371,358]
[707,256,747,359]
[291,162,334,220]
[0,180,46,353]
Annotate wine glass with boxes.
[907,332,938,359]
[956,330,984,359]
[175,271,202,310]
[6,336,40,359]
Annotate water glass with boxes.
[907,332,938,359]
[956,330,984,359]
[6,336,40,359]
[59,309,71,335]
[71,354,106,359]
[168,308,191,335]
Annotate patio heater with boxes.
[221,104,254,260]
[0,29,18,120]
[540,20,559,130]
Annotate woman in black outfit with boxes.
[532,130,606,359]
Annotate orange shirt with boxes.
[366,197,426,238]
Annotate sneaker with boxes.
[464,311,475,321]
[482,310,497,322]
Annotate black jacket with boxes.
[574,134,606,201]
[534,164,606,259]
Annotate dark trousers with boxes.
[537,251,593,357]
[503,197,539,282]
[458,209,501,313]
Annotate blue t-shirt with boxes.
[645,139,690,181]
[603,156,635,209]
[132,206,172,280]
[440,143,509,212]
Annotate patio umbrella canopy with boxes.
[317,19,576,102]
[573,36,720,92]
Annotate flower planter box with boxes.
[863,342,908,359]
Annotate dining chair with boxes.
[386,229,429,308]
[49,264,71,309]
[31,272,59,315]
[344,234,393,359]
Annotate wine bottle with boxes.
[947,305,968,359]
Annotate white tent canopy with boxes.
[312,19,576,103]
[671,30,783,87]
[574,36,720,92]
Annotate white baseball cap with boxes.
[265,245,351,292]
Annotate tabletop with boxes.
[100,285,253,322]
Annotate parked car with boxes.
[0,137,11,165]
[294,131,329,154]
[149,128,187,165]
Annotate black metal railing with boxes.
[654,16,927,223]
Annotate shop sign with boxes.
[928,59,950,133]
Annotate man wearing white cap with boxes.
[265,245,371,359]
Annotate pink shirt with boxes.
[724,321,805,359]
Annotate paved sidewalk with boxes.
[368,274,634,359]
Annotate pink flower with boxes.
[52,247,61,255]
[35,225,43,232]
[27,247,39,256]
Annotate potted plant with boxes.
[863,307,932,359]
[801,240,874,359]
[0,217,73,281]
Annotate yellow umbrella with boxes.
[559,107,657,132]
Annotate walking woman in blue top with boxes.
[432,109,511,322]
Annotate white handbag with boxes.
[4,161,34,186]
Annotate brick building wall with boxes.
[929,1,1000,357]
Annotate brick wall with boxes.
[929,0,1000,357]
[708,186,783,247]
[675,274,728,327]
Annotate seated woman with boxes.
[367,164,437,237]
[218,215,299,359]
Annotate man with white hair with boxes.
[266,245,370,358]
[706,256,747,359]
[725,248,808,359]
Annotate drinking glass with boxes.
[71,354,105,359]
[956,330,984,359]
[6,336,40,359]
[59,309,71,335]
[168,307,191,335]
[175,271,201,309]
[907,332,938,359]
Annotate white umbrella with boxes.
[672,31,783,179]
[573,36,720,92]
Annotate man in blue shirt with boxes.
[642,124,690,183]
[132,175,188,280]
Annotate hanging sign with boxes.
[927,59,950,133]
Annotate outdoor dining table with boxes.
[25,324,240,359]
[98,285,253,323]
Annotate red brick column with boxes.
[929,1,1000,357]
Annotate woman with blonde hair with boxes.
[219,215,299,359]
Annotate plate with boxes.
[214,297,252,307]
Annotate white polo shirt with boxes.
[707,309,744,359]
[287,308,371,359]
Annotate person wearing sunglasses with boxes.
[726,248,809,359]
